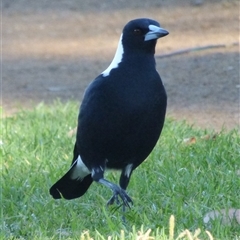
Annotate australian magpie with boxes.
[50,18,168,208]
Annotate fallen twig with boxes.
[157,42,238,58]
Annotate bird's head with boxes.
[102,18,169,77]
[122,18,169,55]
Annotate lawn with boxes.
[1,102,239,239]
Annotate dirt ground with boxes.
[2,0,239,131]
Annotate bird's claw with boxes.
[107,194,120,205]
[107,189,133,208]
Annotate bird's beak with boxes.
[144,25,169,41]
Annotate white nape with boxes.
[102,34,124,77]
[70,155,91,180]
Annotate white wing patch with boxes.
[124,163,133,178]
[70,155,91,180]
[102,34,124,77]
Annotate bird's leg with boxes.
[119,164,134,212]
[98,178,133,208]
[92,167,133,208]
[107,164,135,224]
[102,182,130,225]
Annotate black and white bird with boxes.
[50,18,168,208]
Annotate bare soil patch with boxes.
[2,0,239,130]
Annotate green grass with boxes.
[1,101,240,239]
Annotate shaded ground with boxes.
[2,0,239,130]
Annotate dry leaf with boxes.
[67,127,77,137]
[200,133,218,140]
[183,133,218,145]
[203,208,240,226]
[183,137,197,145]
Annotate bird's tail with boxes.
[49,157,93,200]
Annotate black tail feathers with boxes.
[49,174,93,200]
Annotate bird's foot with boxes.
[107,193,120,205]
[107,189,133,208]
[97,178,133,208]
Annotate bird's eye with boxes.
[133,28,142,35]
